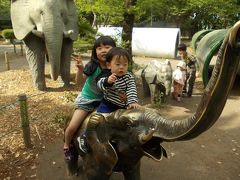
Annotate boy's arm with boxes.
[126,74,139,106]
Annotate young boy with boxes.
[96,47,140,113]
[177,43,197,97]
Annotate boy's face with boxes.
[107,56,128,77]
[178,50,187,57]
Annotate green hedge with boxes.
[1,29,15,40]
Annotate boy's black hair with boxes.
[83,36,116,76]
[177,43,187,51]
[105,47,131,63]
[91,36,116,60]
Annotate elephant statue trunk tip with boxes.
[11,0,79,90]
[66,21,240,180]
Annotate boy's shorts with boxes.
[75,96,101,112]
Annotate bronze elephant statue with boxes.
[66,21,240,180]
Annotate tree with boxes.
[122,0,136,58]
[0,0,10,18]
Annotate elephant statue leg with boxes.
[24,33,46,90]
[66,144,79,176]
[122,161,141,180]
[148,84,156,104]
[141,75,151,98]
[60,38,73,87]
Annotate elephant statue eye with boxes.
[126,122,132,128]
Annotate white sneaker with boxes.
[77,135,88,153]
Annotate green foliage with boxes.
[75,0,124,26]
[0,0,10,18]
[153,92,166,108]
[73,38,94,53]
[1,29,15,40]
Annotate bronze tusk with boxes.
[139,128,155,144]
[229,21,240,48]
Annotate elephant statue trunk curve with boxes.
[66,21,240,180]
[11,0,79,90]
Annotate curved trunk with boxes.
[152,21,240,141]
[43,12,63,80]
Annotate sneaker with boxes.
[64,147,73,161]
[77,134,89,153]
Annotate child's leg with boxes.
[64,109,89,149]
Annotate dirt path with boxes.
[1,43,240,180]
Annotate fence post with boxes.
[18,94,32,148]
[4,51,10,70]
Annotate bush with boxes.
[1,29,15,40]
[73,37,94,53]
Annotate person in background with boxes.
[177,43,197,97]
[63,36,116,161]
[96,47,140,113]
[172,61,186,102]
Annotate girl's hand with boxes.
[72,53,84,70]
[108,73,117,84]
[127,103,141,109]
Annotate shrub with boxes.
[2,29,15,40]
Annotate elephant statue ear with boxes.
[85,113,118,173]
[11,0,35,40]
[65,0,79,40]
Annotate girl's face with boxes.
[107,56,128,77]
[96,44,113,67]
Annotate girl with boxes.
[172,61,186,102]
[64,36,116,161]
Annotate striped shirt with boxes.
[97,70,138,108]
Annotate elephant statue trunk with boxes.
[67,21,240,180]
[11,0,79,90]
[43,15,64,80]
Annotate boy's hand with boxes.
[72,53,84,70]
[127,103,140,109]
[107,73,117,84]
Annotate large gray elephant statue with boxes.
[141,59,172,104]
[66,21,240,180]
[11,0,79,90]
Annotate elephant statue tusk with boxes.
[139,128,156,144]
[32,29,44,38]
[63,30,74,38]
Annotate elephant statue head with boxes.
[141,59,172,104]
[67,21,240,180]
[11,0,78,90]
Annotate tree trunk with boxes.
[122,0,136,66]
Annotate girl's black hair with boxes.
[105,47,131,63]
[83,36,116,76]
[91,36,116,60]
